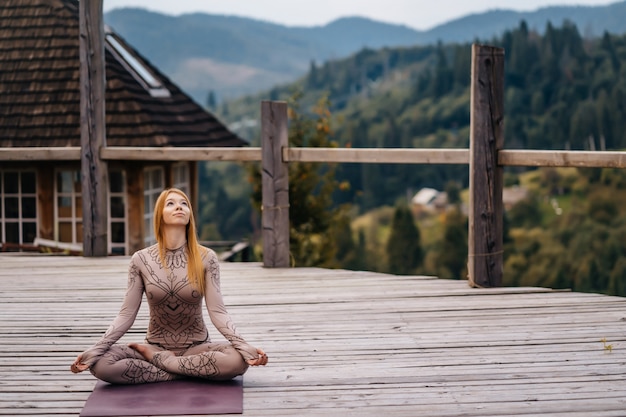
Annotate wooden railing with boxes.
[3,44,626,286]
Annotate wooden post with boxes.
[261,101,290,267]
[79,0,108,256]
[468,44,505,287]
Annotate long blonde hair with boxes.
[153,188,207,291]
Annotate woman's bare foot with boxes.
[128,343,163,361]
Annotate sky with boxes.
[102,0,619,31]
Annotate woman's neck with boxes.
[162,226,187,250]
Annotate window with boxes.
[109,169,127,255]
[143,167,164,246]
[0,170,37,245]
[55,169,82,244]
[105,33,170,98]
[172,163,190,196]
[54,169,129,254]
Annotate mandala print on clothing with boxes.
[178,352,220,378]
[112,345,174,384]
[207,252,221,293]
[145,244,188,271]
[122,360,174,383]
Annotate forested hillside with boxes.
[202,21,626,296]
[223,21,626,207]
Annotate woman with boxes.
[70,188,267,384]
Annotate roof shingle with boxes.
[0,0,246,148]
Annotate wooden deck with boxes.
[1,253,625,417]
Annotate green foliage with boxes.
[504,168,626,296]
[386,205,423,275]
[434,208,468,280]
[197,162,254,241]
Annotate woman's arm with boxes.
[203,249,259,362]
[76,254,145,367]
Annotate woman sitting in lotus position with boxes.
[70,188,268,384]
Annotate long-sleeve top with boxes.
[80,244,257,366]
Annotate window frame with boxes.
[0,169,38,246]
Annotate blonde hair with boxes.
[153,188,207,291]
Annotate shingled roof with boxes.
[0,0,246,147]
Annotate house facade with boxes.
[0,0,246,255]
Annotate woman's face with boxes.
[161,192,191,226]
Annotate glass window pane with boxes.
[57,171,72,193]
[5,197,18,218]
[5,172,18,194]
[111,222,125,243]
[58,197,72,218]
[143,170,151,188]
[21,172,36,193]
[111,247,125,255]
[152,169,162,189]
[22,222,36,243]
[22,197,36,218]
[144,218,151,235]
[73,172,81,192]
[111,196,125,218]
[109,171,124,193]
[59,222,72,242]
[144,194,150,214]
[75,196,82,218]
[75,222,83,243]
[6,222,18,243]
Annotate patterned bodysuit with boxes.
[79,244,258,384]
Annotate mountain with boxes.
[104,1,626,104]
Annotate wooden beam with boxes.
[499,150,626,168]
[0,147,81,160]
[100,146,262,161]
[261,101,290,267]
[79,0,108,257]
[284,148,469,164]
[468,44,505,288]
[6,147,626,169]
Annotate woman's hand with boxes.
[70,354,89,373]
[246,348,268,366]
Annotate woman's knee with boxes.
[221,348,249,378]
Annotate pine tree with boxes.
[436,208,468,279]
[386,205,423,275]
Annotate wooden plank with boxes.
[468,43,505,288]
[0,148,81,161]
[99,147,262,161]
[261,100,290,267]
[284,148,469,164]
[499,149,626,168]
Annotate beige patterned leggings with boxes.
[89,342,248,384]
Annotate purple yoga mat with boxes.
[80,377,243,416]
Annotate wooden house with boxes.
[0,0,246,255]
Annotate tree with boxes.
[436,208,468,279]
[386,205,423,275]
